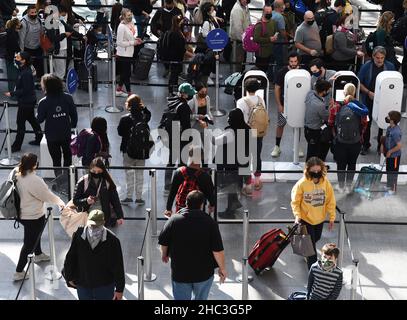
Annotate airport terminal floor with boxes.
[1,0,407,302]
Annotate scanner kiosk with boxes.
[332,71,360,102]
[242,70,270,109]
[372,71,404,129]
[284,69,311,164]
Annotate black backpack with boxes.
[317,8,336,45]
[157,30,171,60]
[158,105,180,134]
[126,120,154,160]
[391,16,407,44]
[335,105,361,144]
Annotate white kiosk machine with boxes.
[332,71,360,102]
[372,71,404,129]
[242,70,270,109]
[284,69,311,164]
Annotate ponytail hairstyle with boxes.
[18,153,38,176]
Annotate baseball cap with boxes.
[178,83,197,96]
[87,209,105,227]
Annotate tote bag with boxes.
[291,224,316,257]
[60,200,88,238]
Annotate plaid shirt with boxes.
[328,101,368,143]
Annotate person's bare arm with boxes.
[161,245,169,263]
[213,251,227,283]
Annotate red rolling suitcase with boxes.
[249,224,298,275]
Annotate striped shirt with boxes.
[307,261,343,300]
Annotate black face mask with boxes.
[29,15,37,20]
[90,172,103,179]
[385,117,391,123]
[264,13,272,20]
[307,20,314,26]
[309,171,323,179]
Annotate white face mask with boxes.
[60,15,67,22]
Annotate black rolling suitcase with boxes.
[77,63,98,92]
[133,47,155,80]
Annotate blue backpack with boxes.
[86,0,102,10]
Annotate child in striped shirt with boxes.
[307,243,343,300]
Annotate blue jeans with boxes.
[172,276,214,300]
[77,283,115,300]
[134,15,148,38]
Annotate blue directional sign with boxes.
[66,68,79,94]
[84,44,95,71]
[206,28,229,51]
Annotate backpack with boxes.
[224,72,243,95]
[325,33,334,55]
[0,169,21,227]
[364,31,377,56]
[159,105,181,134]
[157,31,171,60]
[86,0,102,10]
[335,104,361,144]
[315,8,335,27]
[391,16,407,44]
[126,120,154,160]
[70,129,101,157]
[242,23,264,53]
[175,167,202,211]
[187,53,205,84]
[317,8,336,45]
[244,97,270,138]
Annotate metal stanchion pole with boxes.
[237,210,253,285]
[88,72,94,124]
[28,254,36,300]
[350,259,359,300]
[212,52,225,117]
[105,54,123,113]
[210,169,216,220]
[69,165,76,199]
[242,258,249,300]
[149,169,158,237]
[45,207,62,281]
[293,127,299,165]
[49,54,54,74]
[231,41,237,73]
[137,256,145,300]
[0,101,20,166]
[144,208,157,282]
[337,211,346,269]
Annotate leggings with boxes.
[117,56,133,93]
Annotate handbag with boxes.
[40,33,54,53]
[60,200,88,238]
[291,224,316,257]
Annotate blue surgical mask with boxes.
[14,59,21,68]
[312,71,321,78]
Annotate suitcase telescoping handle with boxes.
[286,222,300,241]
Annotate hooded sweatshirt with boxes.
[291,176,336,225]
[304,90,329,130]
[19,14,42,50]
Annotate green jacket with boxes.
[253,19,278,58]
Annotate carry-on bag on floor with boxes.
[77,62,98,92]
[249,223,299,275]
[353,162,385,199]
[133,47,155,80]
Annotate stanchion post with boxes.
[105,54,123,113]
[49,54,54,74]
[337,211,346,269]
[69,165,76,199]
[293,127,299,165]
[149,169,158,237]
[231,41,237,73]
[242,258,249,300]
[28,254,36,300]
[212,52,225,117]
[144,208,157,282]
[0,101,19,166]
[88,71,94,124]
[45,207,62,281]
[137,256,145,300]
[237,210,253,286]
[350,259,359,300]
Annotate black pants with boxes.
[304,127,330,161]
[13,105,43,150]
[169,63,182,94]
[164,139,188,190]
[363,100,383,150]
[253,137,263,176]
[255,55,272,73]
[47,139,72,177]
[335,141,361,188]
[302,220,324,270]
[24,47,44,80]
[117,56,132,93]
[386,156,401,191]
[402,46,407,85]
[16,215,45,272]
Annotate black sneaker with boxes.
[135,199,145,205]
[28,140,41,146]
[11,146,21,153]
[360,146,368,155]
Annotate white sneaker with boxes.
[13,271,29,281]
[335,185,345,194]
[299,149,304,158]
[210,72,223,79]
[207,77,214,85]
[34,253,50,263]
[271,145,281,157]
[115,90,128,97]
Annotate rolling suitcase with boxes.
[353,162,385,199]
[249,224,298,275]
[77,62,98,92]
[133,47,155,80]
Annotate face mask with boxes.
[14,59,21,68]
[385,117,391,123]
[264,13,272,20]
[307,20,314,26]
[309,171,322,179]
[321,257,335,271]
[126,16,133,22]
[60,15,67,22]
[90,172,102,179]
[312,71,321,78]
[344,22,353,29]
[29,15,37,20]
[198,92,206,98]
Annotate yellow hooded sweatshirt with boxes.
[291,176,336,225]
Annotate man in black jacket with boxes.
[0,0,17,21]
[64,209,125,300]
[150,0,182,37]
[4,51,43,152]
